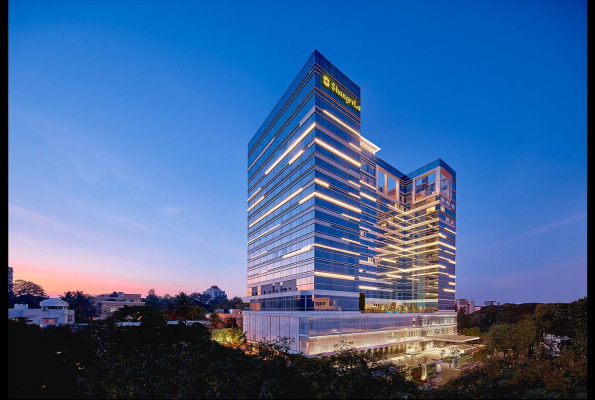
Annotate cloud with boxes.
[513,212,587,240]
[161,206,182,214]
[466,211,587,255]
[9,203,93,238]
[9,106,145,189]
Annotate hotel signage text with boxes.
[322,75,361,112]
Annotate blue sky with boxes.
[9,0,586,303]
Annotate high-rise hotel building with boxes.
[245,51,460,355]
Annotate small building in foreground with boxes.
[8,298,75,327]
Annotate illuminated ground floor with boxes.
[243,311,462,355]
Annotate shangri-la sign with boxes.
[322,74,361,112]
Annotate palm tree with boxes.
[60,290,98,322]
[172,292,196,321]
[162,295,176,320]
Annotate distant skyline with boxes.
[9,0,586,303]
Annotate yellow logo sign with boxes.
[321,74,361,112]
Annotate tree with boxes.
[208,296,246,312]
[427,353,587,399]
[139,306,167,329]
[209,310,224,328]
[60,290,98,323]
[485,323,515,357]
[188,292,211,308]
[211,327,245,347]
[223,316,239,328]
[170,292,205,321]
[461,327,483,338]
[12,279,49,308]
[143,288,162,309]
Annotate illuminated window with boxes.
[440,172,450,195]
[377,168,398,199]
[415,172,436,201]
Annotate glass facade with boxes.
[245,51,457,354]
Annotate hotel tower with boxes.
[245,51,463,355]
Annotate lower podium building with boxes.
[245,50,461,355]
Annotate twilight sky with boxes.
[9,0,586,303]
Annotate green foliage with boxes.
[8,320,94,398]
[208,296,246,312]
[166,292,207,321]
[60,290,98,322]
[111,305,167,329]
[143,288,162,309]
[458,302,540,332]
[208,310,224,328]
[431,296,589,398]
[483,297,587,361]
[11,279,49,308]
[211,327,245,347]
[460,327,483,338]
[8,297,587,399]
[79,326,418,399]
[424,353,587,399]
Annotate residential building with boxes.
[455,299,475,315]
[244,50,466,355]
[484,300,500,306]
[8,298,75,327]
[93,292,145,319]
[204,285,227,302]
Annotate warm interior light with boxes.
[312,243,359,256]
[283,246,312,259]
[358,285,378,291]
[314,178,329,187]
[322,109,361,136]
[315,271,355,280]
[247,224,280,244]
[359,180,375,189]
[247,187,262,202]
[265,123,316,175]
[360,192,376,201]
[341,213,361,222]
[288,149,304,165]
[249,250,267,260]
[249,188,304,228]
[247,196,265,212]
[314,138,361,167]
[299,191,362,213]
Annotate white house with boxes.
[8,298,75,327]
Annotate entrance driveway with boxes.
[385,344,477,385]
